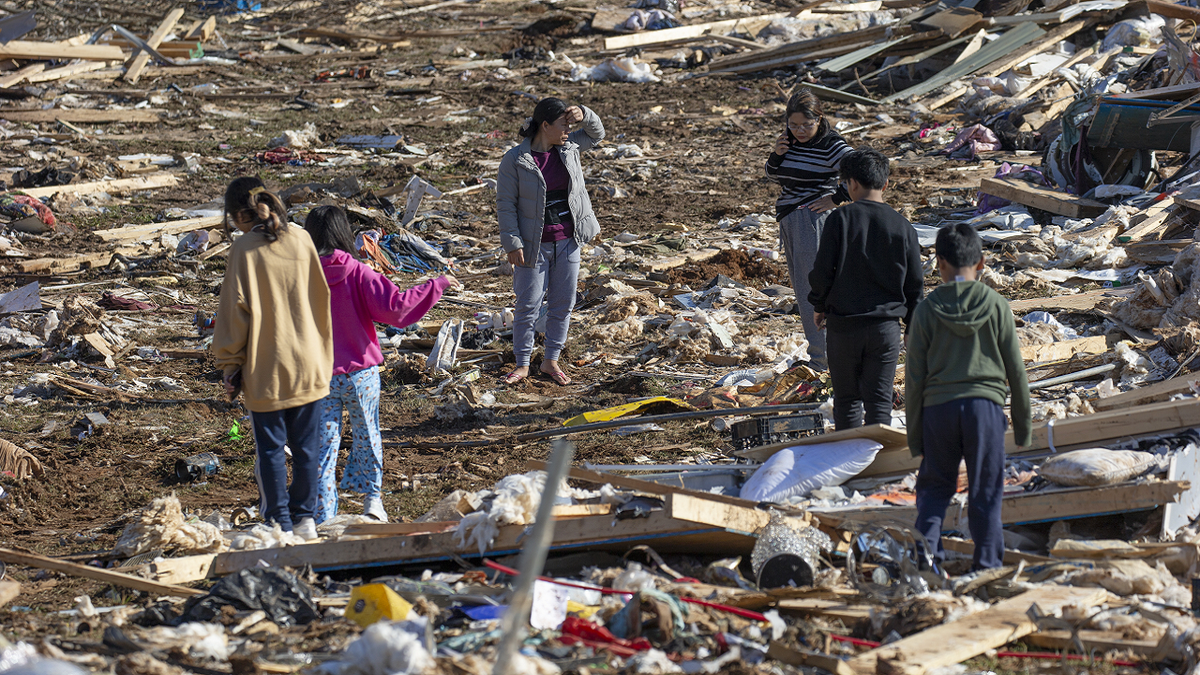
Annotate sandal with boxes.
[543,369,571,386]
[503,370,527,385]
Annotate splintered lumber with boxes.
[643,247,722,273]
[1025,630,1164,657]
[1095,377,1200,411]
[14,252,113,275]
[0,109,162,124]
[25,61,108,84]
[0,547,203,598]
[916,6,983,38]
[0,41,126,61]
[773,599,873,622]
[125,8,185,84]
[846,587,1108,675]
[184,16,217,42]
[212,505,760,575]
[604,12,788,50]
[1020,335,1108,363]
[979,177,1109,219]
[21,173,178,199]
[1125,239,1191,265]
[0,62,44,88]
[820,480,1190,529]
[883,22,1045,103]
[941,537,1054,565]
[93,216,223,243]
[769,642,858,675]
[710,24,909,71]
[1008,287,1133,313]
[142,554,217,585]
[0,580,19,608]
[1008,397,1200,453]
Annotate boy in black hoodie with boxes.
[808,149,923,430]
[906,223,1031,570]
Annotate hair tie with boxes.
[248,186,266,196]
[254,202,271,220]
[520,117,533,133]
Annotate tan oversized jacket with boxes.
[211,225,333,412]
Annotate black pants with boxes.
[914,397,1007,570]
[826,318,901,430]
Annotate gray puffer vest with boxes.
[496,105,605,267]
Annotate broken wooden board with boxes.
[0,109,162,123]
[1024,629,1165,658]
[979,177,1109,219]
[211,506,759,576]
[667,492,775,535]
[0,281,41,314]
[1020,335,1108,364]
[125,8,185,84]
[769,642,857,675]
[0,41,125,61]
[1006,397,1200,454]
[0,62,44,88]
[774,597,873,622]
[915,7,983,38]
[604,12,788,50]
[21,173,178,198]
[25,61,108,84]
[0,546,203,598]
[0,580,18,608]
[14,252,113,275]
[142,553,217,585]
[1008,287,1133,313]
[820,479,1189,531]
[1095,376,1200,411]
[847,586,1108,675]
[1125,239,1191,265]
[642,247,723,273]
[941,537,1054,565]
[93,216,223,243]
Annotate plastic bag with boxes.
[740,439,883,502]
[183,567,320,627]
[568,56,660,83]
[1039,448,1157,487]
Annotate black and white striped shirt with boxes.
[765,130,853,219]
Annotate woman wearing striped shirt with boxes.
[765,89,853,371]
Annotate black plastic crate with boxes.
[730,413,824,452]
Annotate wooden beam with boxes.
[604,12,789,50]
[769,642,858,675]
[528,459,781,510]
[1094,376,1200,411]
[0,62,44,88]
[774,597,873,622]
[1025,629,1164,658]
[185,16,217,42]
[1008,287,1133,313]
[125,8,185,83]
[847,587,1108,675]
[979,177,1109,219]
[940,537,1054,565]
[20,173,178,198]
[0,547,203,598]
[1125,239,1191,265]
[25,61,107,84]
[93,215,223,243]
[1020,335,1109,364]
[0,109,163,123]
[143,553,217,585]
[14,252,114,274]
[0,41,126,61]
[667,492,774,535]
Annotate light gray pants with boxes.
[513,238,580,367]
[780,207,829,370]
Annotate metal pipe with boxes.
[491,439,575,675]
[1028,363,1117,391]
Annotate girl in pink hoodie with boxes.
[305,206,460,523]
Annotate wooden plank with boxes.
[769,642,858,675]
[604,12,789,50]
[144,554,216,584]
[978,177,1109,219]
[15,252,113,274]
[710,24,906,70]
[883,22,1045,103]
[198,242,231,260]
[1025,629,1161,657]
[0,547,202,598]
[1094,376,1200,411]
[1008,287,1133,313]
[820,480,1190,531]
[185,16,217,42]
[1014,43,1097,99]
[0,580,19,608]
[0,41,126,61]
[528,459,775,509]
[212,507,756,575]
[21,173,178,198]
[0,62,44,88]
[915,7,983,38]
[847,587,1108,675]
[0,281,41,313]
[0,109,163,123]
[1141,0,1200,23]
[1125,239,1191,265]
[93,216,223,243]
[736,423,908,462]
[25,61,107,84]
[642,247,723,273]
[1020,336,1108,364]
[125,8,185,84]
[667,492,773,535]
[775,597,873,621]
[1120,207,1174,242]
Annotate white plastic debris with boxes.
[740,439,883,502]
[322,621,433,675]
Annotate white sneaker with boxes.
[293,517,318,541]
[363,495,388,523]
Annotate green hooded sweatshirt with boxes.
[905,280,1032,457]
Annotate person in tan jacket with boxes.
[212,176,333,541]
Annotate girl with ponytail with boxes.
[212,176,334,542]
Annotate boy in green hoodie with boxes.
[906,223,1032,570]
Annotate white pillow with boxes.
[740,439,883,502]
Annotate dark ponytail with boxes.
[224,176,288,242]
[304,205,359,258]
[518,97,569,139]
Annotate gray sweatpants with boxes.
[779,207,829,370]
[513,238,580,367]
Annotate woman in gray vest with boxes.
[496,97,605,385]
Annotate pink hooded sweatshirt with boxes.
[321,249,451,376]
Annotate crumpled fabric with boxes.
[939,124,1000,160]
[607,589,687,641]
[976,163,1046,214]
[620,8,678,31]
[255,146,324,165]
[0,194,56,227]
[0,438,43,480]
[97,292,155,311]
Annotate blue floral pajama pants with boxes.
[315,365,383,523]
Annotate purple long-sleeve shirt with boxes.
[321,249,450,375]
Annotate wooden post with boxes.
[125,8,185,84]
